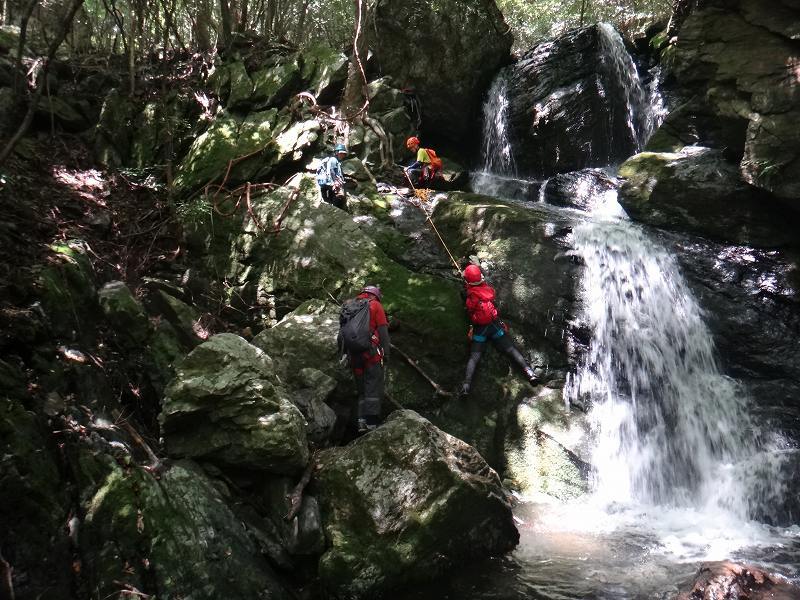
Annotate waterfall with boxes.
[472,74,521,197]
[564,217,786,520]
[597,22,661,151]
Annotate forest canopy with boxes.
[0,0,675,59]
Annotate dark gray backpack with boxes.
[339,298,372,353]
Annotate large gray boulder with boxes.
[504,24,649,177]
[618,146,796,247]
[315,410,518,599]
[651,0,800,202]
[160,333,309,474]
[81,456,293,600]
[366,0,512,146]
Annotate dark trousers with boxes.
[463,322,532,389]
[351,355,384,424]
[320,184,347,210]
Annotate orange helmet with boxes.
[463,264,483,285]
[406,136,420,149]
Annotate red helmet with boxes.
[463,264,483,285]
[362,285,382,300]
[406,136,420,149]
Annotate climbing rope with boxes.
[402,169,462,276]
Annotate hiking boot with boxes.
[459,382,470,397]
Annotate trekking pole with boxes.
[402,169,463,276]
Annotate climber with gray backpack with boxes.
[338,285,390,433]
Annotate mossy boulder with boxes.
[81,456,293,599]
[36,241,98,339]
[173,109,320,192]
[618,147,796,247]
[174,108,278,191]
[302,44,349,103]
[315,410,518,599]
[0,397,72,599]
[160,333,309,474]
[94,88,135,167]
[98,281,149,347]
[35,95,90,132]
[251,55,303,109]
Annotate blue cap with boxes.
[334,144,347,154]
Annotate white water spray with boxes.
[597,22,661,151]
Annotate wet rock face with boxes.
[675,560,800,600]
[315,410,518,599]
[504,25,645,177]
[367,0,512,146]
[655,0,800,202]
[669,234,800,525]
[618,147,799,247]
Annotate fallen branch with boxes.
[285,451,316,521]
[391,343,453,398]
[113,412,164,476]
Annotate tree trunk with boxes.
[14,0,39,99]
[194,0,213,50]
[219,0,233,48]
[0,0,86,166]
[341,0,369,115]
[667,0,697,38]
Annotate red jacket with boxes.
[465,282,498,326]
[354,292,389,367]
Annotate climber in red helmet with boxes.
[404,136,442,185]
[459,263,538,396]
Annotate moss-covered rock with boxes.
[618,147,796,247]
[36,241,98,339]
[81,456,293,599]
[0,397,72,599]
[35,94,90,132]
[160,333,309,473]
[302,44,349,103]
[316,410,517,599]
[251,55,303,109]
[173,108,278,191]
[98,281,149,347]
[174,108,321,192]
[93,88,135,167]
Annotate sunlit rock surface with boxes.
[160,333,309,473]
[315,410,518,599]
[675,560,800,600]
[618,147,797,247]
[653,0,800,201]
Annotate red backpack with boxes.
[425,148,443,175]
[466,287,498,325]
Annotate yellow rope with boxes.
[403,170,462,275]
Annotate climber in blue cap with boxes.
[316,143,348,211]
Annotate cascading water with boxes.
[596,22,659,151]
[564,219,787,519]
[471,75,538,199]
[404,22,798,600]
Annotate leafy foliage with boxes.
[497,0,673,50]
